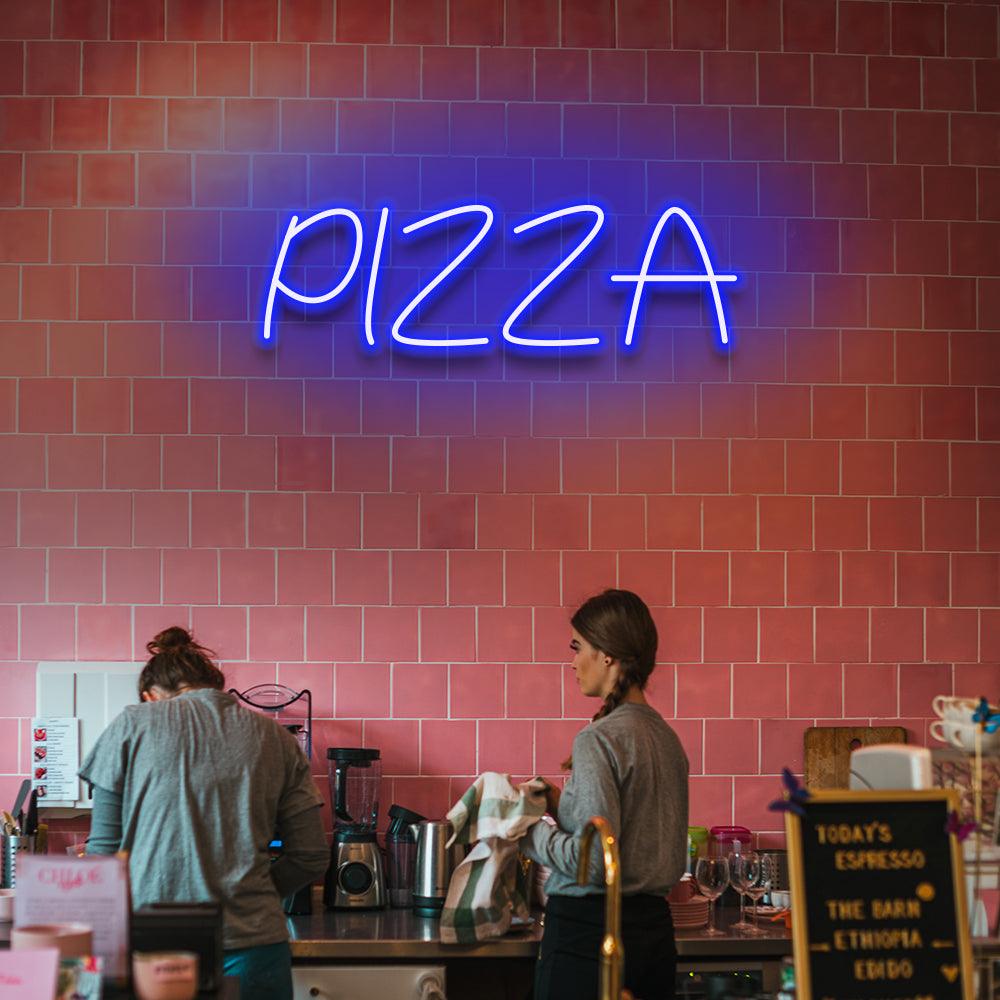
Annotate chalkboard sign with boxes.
[786,789,973,1000]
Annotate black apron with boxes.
[535,893,677,1000]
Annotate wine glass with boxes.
[694,855,729,937]
[728,852,757,933]
[742,852,775,936]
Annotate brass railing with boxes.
[578,815,624,1000]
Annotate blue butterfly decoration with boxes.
[767,767,811,819]
[945,810,977,842]
[972,696,1000,734]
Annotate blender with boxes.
[323,747,386,909]
[385,804,426,908]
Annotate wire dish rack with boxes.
[229,683,313,759]
[932,748,1000,844]
[932,748,1000,1000]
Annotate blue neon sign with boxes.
[261,204,737,351]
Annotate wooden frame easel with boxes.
[785,788,974,1000]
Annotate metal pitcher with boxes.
[410,820,464,917]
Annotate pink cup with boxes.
[132,951,199,1000]
[10,922,92,958]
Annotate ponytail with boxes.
[138,627,225,699]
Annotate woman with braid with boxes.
[522,589,689,1000]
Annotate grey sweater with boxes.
[522,703,689,897]
[80,688,327,949]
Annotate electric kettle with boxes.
[411,820,465,917]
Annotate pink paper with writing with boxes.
[14,855,128,980]
[0,948,58,1000]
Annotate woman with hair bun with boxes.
[80,627,328,1000]
[522,590,689,1000]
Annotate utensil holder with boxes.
[2,835,35,889]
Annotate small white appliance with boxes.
[292,965,445,1000]
[848,744,931,790]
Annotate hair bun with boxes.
[147,626,193,655]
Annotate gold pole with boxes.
[578,816,624,1000]
[973,726,982,937]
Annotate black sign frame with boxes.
[785,789,974,1000]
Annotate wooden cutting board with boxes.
[803,726,907,790]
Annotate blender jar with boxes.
[385,804,426,908]
[327,748,381,836]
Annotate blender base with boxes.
[324,836,386,910]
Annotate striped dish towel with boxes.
[439,772,547,944]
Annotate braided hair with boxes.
[561,589,658,768]
[138,626,225,700]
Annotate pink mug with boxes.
[132,951,199,1000]
[10,922,92,958]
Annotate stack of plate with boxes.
[668,894,709,929]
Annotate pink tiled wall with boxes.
[1,0,999,842]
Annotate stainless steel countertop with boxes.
[287,904,793,960]
[288,905,544,958]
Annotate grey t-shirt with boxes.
[79,688,324,949]
[523,703,689,897]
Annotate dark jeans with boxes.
[535,894,677,1000]
[223,940,292,1000]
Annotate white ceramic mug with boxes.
[932,695,981,720]
[930,719,1000,752]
